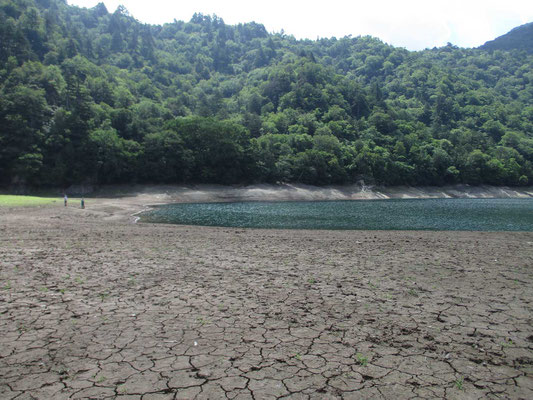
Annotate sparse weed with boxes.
[356,353,368,366]
[455,376,464,390]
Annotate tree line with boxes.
[1,0,532,187]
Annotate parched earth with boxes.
[1,200,533,399]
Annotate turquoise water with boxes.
[140,198,533,231]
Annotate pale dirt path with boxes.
[1,196,533,399]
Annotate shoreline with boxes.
[82,183,533,202]
[4,183,533,224]
[6,183,533,201]
[93,183,533,224]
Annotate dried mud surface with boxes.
[1,199,533,399]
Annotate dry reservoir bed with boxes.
[1,204,533,399]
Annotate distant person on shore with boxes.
[81,197,85,209]
[64,194,68,207]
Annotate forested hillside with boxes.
[480,22,533,54]
[1,0,533,187]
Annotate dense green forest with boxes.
[1,0,533,187]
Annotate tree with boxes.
[1,0,533,188]
[0,85,49,183]
[291,150,346,185]
[166,116,252,184]
[142,130,192,182]
[88,127,141,183]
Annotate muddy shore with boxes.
[1,191,533,399]
[63,182,533,204]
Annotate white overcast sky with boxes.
[67,0,533,50]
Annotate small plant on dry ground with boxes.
[356,353,368,366]
[455,376,464,390]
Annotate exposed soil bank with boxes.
[84,182,533,204]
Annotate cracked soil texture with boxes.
[1,200,533,399]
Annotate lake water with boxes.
[140,198,533,231]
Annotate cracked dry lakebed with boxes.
[1,198,533,399]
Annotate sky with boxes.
[67,0,533,51]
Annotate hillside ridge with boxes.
[480,22,533,53]
[1,0,532,189]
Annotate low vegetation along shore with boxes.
[0,189,532,398]
[0,195,58,207]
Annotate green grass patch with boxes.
[0,195,58,207]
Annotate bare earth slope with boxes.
[1,193,533,399]
[87,183,533,205]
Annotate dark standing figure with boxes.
[64,194,68,207]
[81,197,85,209]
